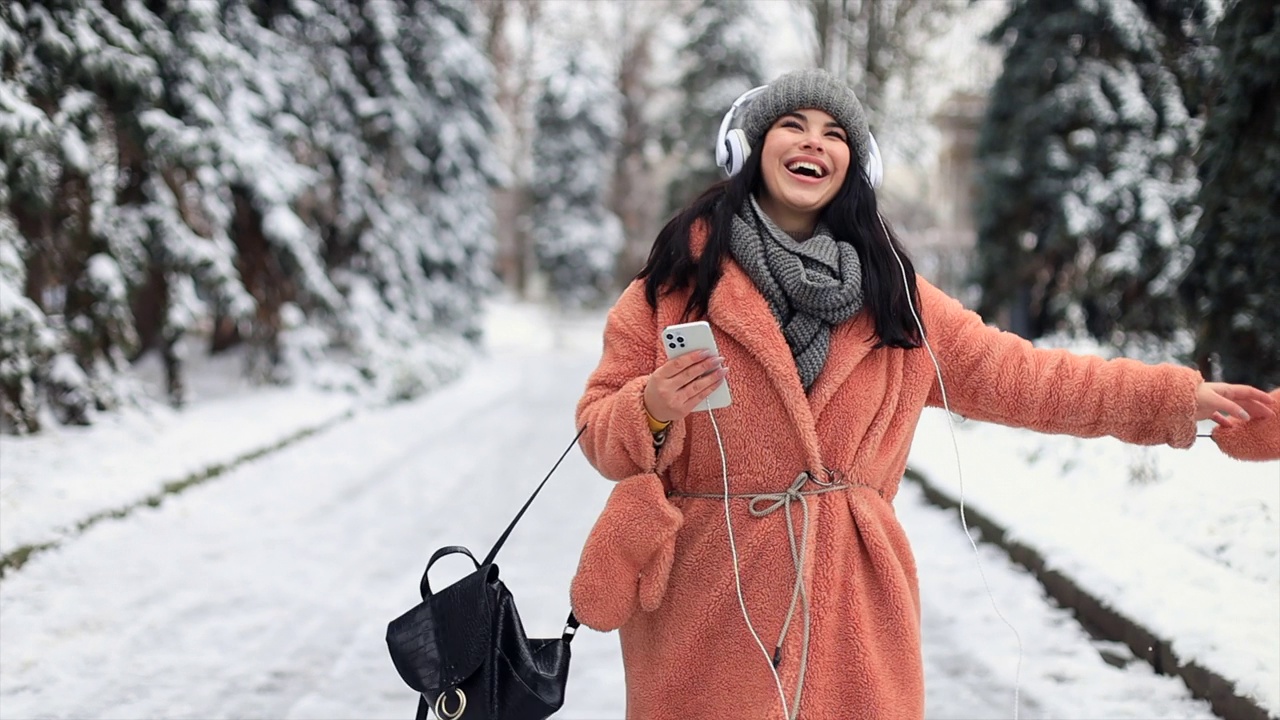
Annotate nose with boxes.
[799,131,826,153]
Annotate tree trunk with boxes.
[610,4,665,287]
[230,187,287,381]
[481,0,543,298]
[163,324,185,408]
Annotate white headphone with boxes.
[715,85,768,178]
[715,85,884,188]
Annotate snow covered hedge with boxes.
[0,0,503,433]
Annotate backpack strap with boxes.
[481,425,586,566]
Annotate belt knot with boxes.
[747,470,846,517]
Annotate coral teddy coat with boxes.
[571,233,1203,720]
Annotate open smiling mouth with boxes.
[786,161,827,178]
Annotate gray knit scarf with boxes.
[729,196,864,392]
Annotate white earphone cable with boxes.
[706,405,792,720]
[881,215,1024,719]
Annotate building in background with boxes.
[906,90,987,303]
[895,2,1005,304]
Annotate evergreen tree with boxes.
[531,54,624,308]
[2,0,159,424]
[1181,1,1280,386]
[664,0,766,214]
[974,0,1216,348]
[0,212,56,433]
[0,0,506,431]
[398,0,505,339]
[269,0,482,395]
[120,1,285,395]
[245,0,435,392]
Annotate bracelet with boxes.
[645,407,672,434]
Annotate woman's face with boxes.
[755,108,851,235]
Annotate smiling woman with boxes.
[567,68,1277,720]
[756,109,851,236]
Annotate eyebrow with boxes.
[782,111,845,132]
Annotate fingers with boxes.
[1206,382,1278,422]
[1209,394,1250,423]
[646,351,726,422]
[1218,384,1278,420]
[654,349,715,380]
[1240,399,1277,421]
[670,352,724,387]
[1211,411,1241,429]
[670,364,728,412]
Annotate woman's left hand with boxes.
[1195,382,1278,427]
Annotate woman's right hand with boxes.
[643,350,728,423]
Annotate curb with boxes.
[903,466,1277,720]
[0,409,356,582]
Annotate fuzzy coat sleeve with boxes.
[575,280,688,480]
[919,280,1202,448]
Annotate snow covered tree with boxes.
[0,212,56,433]
[664,0,766,214]
[120,1,289,396]
[530,54,624,308]
[1,0,505,431]
[2,0,158,424]
[974,0,1217,348]
[1181,0,1280,386]
[396,0,505,339]
[291,0,502,395]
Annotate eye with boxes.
[781,119,803,130]
[826,130,846,141]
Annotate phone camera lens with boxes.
[667,342,676,349]
[665,333,674,340]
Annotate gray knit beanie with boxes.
[739,69,871,168]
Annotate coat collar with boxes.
[693,222,879,471]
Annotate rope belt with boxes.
[672,470,871,720]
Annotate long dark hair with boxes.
[637,145,924,349]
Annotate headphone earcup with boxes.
[865,132,884,189]
[715,128,730,170]
[715,85,768,178]
[723,129,750,177]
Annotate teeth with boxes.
[786,161,825,177]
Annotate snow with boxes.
[910,409,1280,714]
[84,254,128,305]
[0,298,1274,719]
[0,383,357,560]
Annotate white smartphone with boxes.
[661,321,732,411]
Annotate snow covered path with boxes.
[0,317,1214,719]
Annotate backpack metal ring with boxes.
[434,688,466,719]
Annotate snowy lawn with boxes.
[0,348,360,562]
[910,407,1280,716]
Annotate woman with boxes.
[569,69,1277,720]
